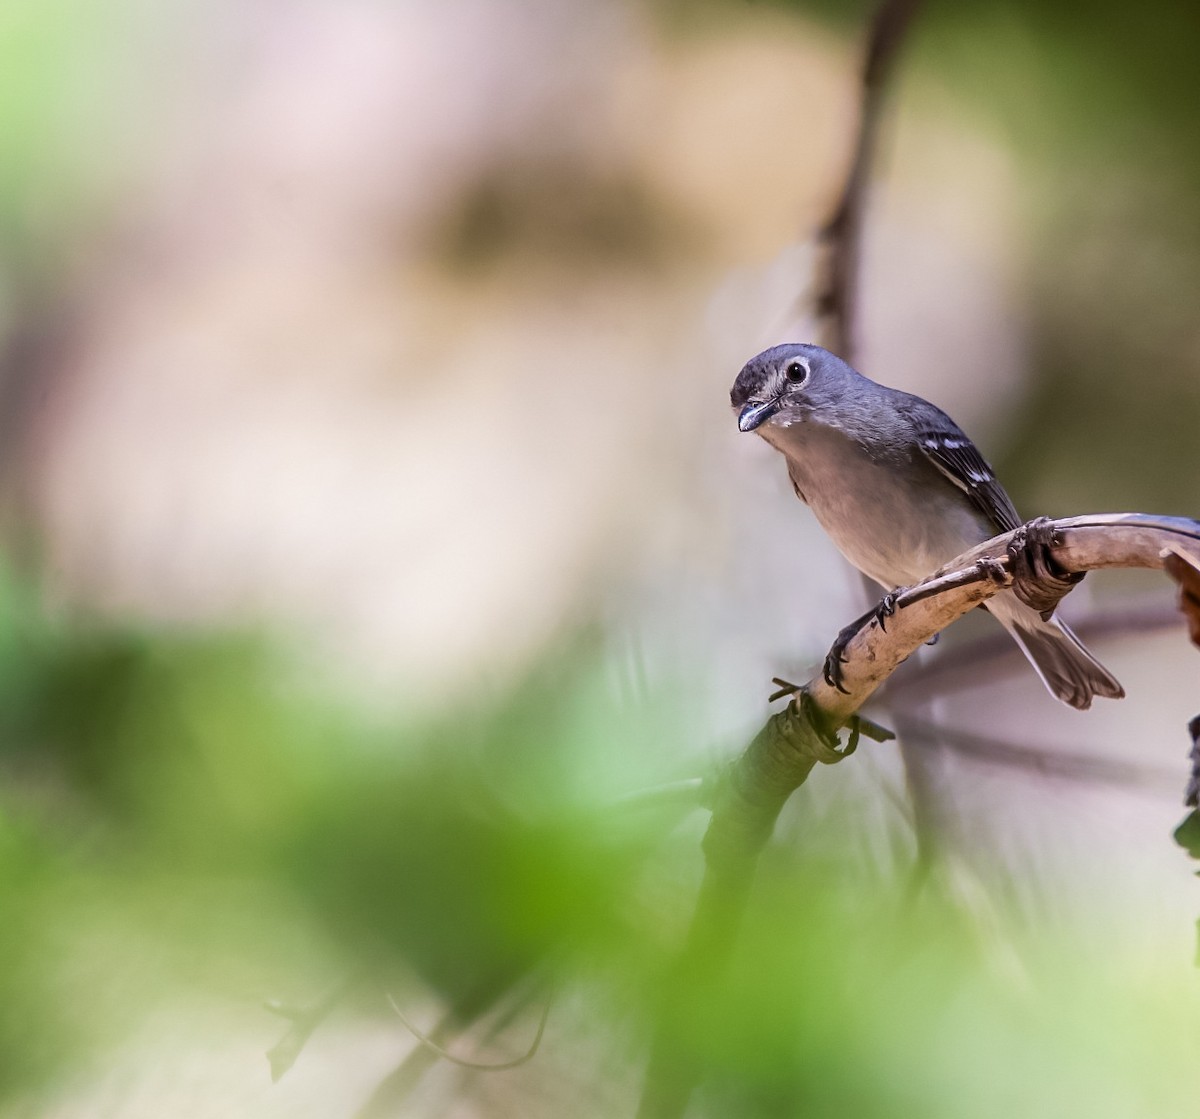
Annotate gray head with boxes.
[730,343,859,433]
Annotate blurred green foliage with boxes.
[0,553,1199,1114]
[0,0,165,281]
[0,565,687,1105]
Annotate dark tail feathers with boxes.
[1008,617,1124,710]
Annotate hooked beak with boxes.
[737,397,780,432]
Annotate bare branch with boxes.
[815,0,923,358]
[809,514,1200,726]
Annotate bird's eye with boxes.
[785,361,808,384]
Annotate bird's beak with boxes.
[737,397,779,432]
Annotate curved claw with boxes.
[821,590,905,694]
[876,592,898,632]
[822,649,851,694]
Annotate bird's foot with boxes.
[1007,516,1084,619]
[822,592,904,693]
[822,626,856,694]
[974,555,1008,585]
[875,591,899,632]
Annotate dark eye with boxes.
[785,361,808,384]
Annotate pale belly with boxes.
[768,424,990,590]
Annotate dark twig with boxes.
[899,715,1180,793]
[895,600,1181,701]
[814,0,924,358]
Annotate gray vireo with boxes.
[731,342,1123,709]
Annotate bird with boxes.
[730,342,1123,709]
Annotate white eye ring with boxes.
[785,360,809,384]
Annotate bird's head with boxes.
[730,343,850,432]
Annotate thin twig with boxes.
[386,993,550,1072]
[814,0,924,358]
[899,715,1180,793]
[895,600,1181,701]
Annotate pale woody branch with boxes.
[812,513,1200,726]
[701,513,1200,874]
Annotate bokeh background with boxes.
[2,0,1200,1115]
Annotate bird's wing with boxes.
[912,406,1022,535]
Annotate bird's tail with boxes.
[988,592,1124,710]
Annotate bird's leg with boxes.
[822,591,903,693]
